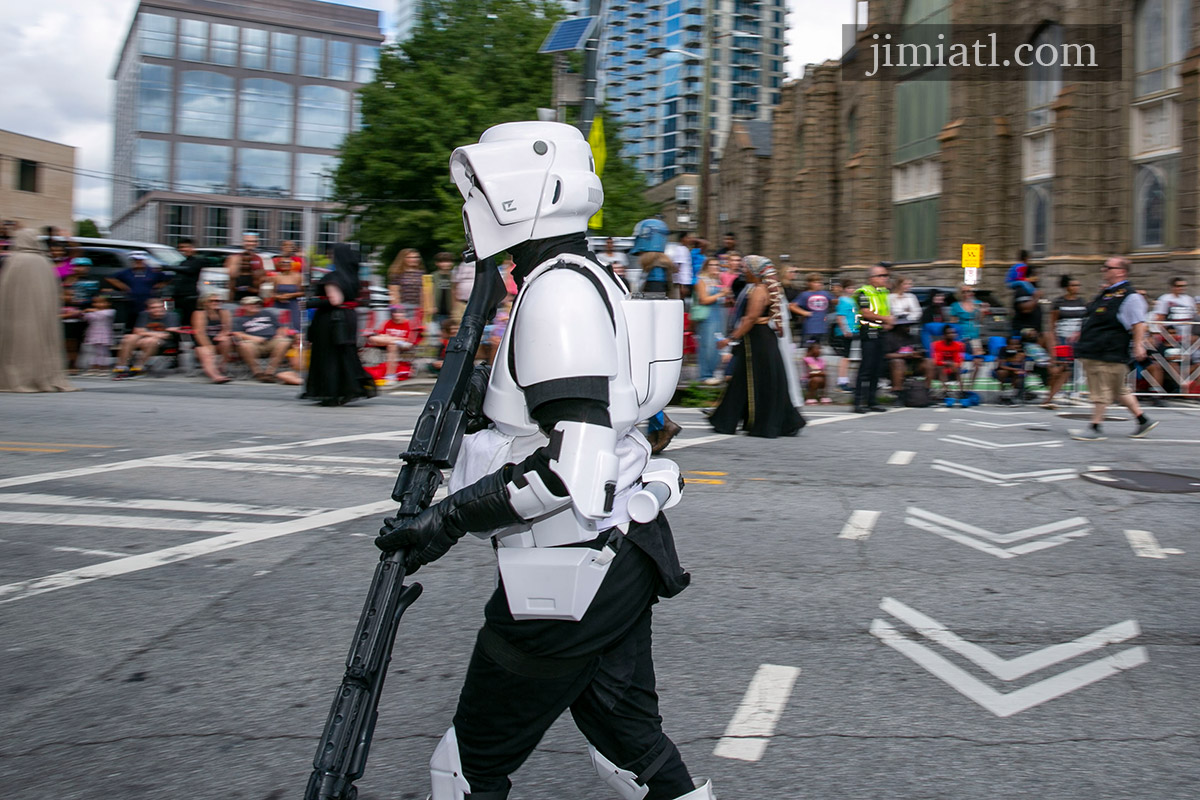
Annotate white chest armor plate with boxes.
[450,254,683,620]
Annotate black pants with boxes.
[855,328,885,407]
[453,543,693,800]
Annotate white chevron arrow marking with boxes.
[940,434,1064,450]
[905,507,1090,558]
[931,460,1109,486]
[878,599,1141,680]
[952,419,1044,429]
[871,600,1148,717]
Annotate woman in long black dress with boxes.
[709,255,804,438]
[301,244,376,406]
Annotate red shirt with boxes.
[379,318,412,338]
[933,339,965,366]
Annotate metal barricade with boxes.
[1130,320,1198,398]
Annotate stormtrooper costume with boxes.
[375,121,715,800]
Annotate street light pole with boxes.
[698,0,714,243]
[579,0,604,133]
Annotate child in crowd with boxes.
[1021,328,1052,400]
[932,325,966,401]
[431,318,459,374]
[367,306,418,386]
[81,294,116,373]
[803,340,830,404]
[994,334,1027,405]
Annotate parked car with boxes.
[911,285,1010,337]
[69,236,184,271]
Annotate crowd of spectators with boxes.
[1,216,1196,409]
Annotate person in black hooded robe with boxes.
[301,243,376,406]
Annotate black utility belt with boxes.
[862,326,883,338]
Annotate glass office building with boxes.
[394,0,424,42]
[110,0,383,250]
[599,0,788,186]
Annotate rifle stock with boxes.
[305,253,505,800]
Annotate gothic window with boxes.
[1135,164,1168,249]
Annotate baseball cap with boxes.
[129,251,148,261]
[240,296,264,305]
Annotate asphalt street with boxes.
[0,376,1197,800]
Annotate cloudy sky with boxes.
[0,0,853,226]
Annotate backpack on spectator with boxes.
[901,377,932,407]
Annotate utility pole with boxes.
[579,0,604,133]
[698,0,714,242]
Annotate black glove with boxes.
[464,363,492,434]
[375,469,521,572]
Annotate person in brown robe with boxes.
[0,228,78,392]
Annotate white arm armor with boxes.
[503,264,622,521]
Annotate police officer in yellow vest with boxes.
[854,262,895,413]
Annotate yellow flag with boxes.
[588,116,606,229]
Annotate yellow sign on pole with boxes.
[961,243,983,270]
[587,116,606,230]
[962,243,983,286]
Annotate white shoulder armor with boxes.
[483,254,683,438]
[512,266,618,388]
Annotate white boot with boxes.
[429,727,472,800]
[672,778,716,799]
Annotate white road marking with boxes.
[225,452,400,466]
[838,510,881,541]
[1124,530,1185,559]
[929,460,1100,486]
[668,434,731,451]
[0,493,328,518]
[918,423,939,432]
[0,499,397,604]
[953,419,1046,429]
[1126,439,1200,444]
[905,507,1090,558]
[666,410,901,450]
[887,450,916,465]
[157,460,398,478]
[0,430,413,490]
[870,618,1148,718]
[879,598,1141,681]
[940,434,1063,450]
[961,409,1038,417]
[713,664,801,762]
[0,510,266,534]
[53,546,128,559]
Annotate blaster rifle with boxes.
[305,252,506,800]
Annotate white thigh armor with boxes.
[451,255,683,621]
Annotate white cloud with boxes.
[0,0,834,225]
[0,0,391,226]
[786,0,856,78]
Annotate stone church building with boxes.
[719,0,1200,296]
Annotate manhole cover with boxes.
[1081,470,1200,494]
[1058,413,1124,422]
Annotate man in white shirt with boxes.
[1154,277,1195,325]
[665,233,693,300]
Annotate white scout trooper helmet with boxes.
[449,121,603,260]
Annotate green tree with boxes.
[75,219,101,238]
[334,0,564,263]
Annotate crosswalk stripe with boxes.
[0,493,328,518]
